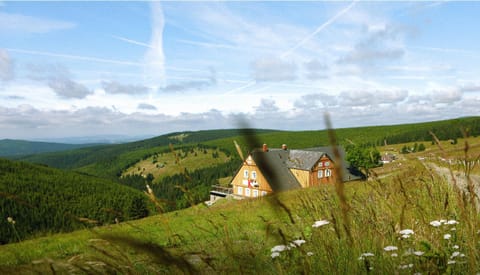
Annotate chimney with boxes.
[282,144,287,150]
[262,143,268,152]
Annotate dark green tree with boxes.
[346,145,381,178]
[418,143,426,152]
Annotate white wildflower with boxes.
[430,220,442,227]
[271,245,288,253]
[399,229,414,238]
[291,239,306,247]
[391,253,398,257]
[439,219,447,224]
[451,251,460,258]
[384,246,398,251]
[358,252,374,260]
[453,245,459,250]
[451,228,456,231]
[271,252,280,258]
[444,234,452,240]
[413,251,424,256]
[399,229,414,235]
[460,253,465,257]
[447,260,456,265]
[399,263,414,269]
[307,252,314,256]
[446,220,458,225]
[6,217,15,225]
[313,220,330,228]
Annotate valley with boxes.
[0,117,480,273]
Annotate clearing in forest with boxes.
[121,147,230,182]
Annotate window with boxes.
[261,191,267,196]
[324,161,330,167]
[251,171,257,179]
[243,170,249,178]
[245,188,251,197]
[317,170,324,178]
[325,169,332,177]
[242,179,249,186]
[237,186,243,195]
[253,189,258,197]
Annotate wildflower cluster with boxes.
[430,219,464,265]
[270,219,329,259]
[270,239,307,258]
[399,228,414,239]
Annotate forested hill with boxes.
[203,116,480,155]
[16,117,480,180]
[0,139,98,157]
[0,158,152,245]
[17,129,277,178]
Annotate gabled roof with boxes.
[250,149,301,192]
[303,146,365,181]
[286,150,326,170]
[248,146,364,191]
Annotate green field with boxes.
[1,157,478,273]
[122,147,230,182]
[2,117,480,272]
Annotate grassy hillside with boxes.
[0,158,152,245]
[0,139,98,157]
[17,129,274,179]
[0,152,478,273]
[122,146,230,182]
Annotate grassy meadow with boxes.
[1,153,479,273]
[122,147,230,182]
[2,117,480,273]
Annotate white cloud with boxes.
[161,67,216,92]
[0,49,13,81]
[101,81,149,95]
[252,57,297,82]
[430,88,463,103]
[143,2,166,88]
[138,103,157,111]
[304,59,328,80]
[24,63,92,99]
[338,25,405,66]
[294,93,337,111]
[0,12,75,33]
[48,77,92,99]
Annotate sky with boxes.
[0,1,479,140]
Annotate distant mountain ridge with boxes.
[0,139,100,157]
[15,118,480,173]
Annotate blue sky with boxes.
[0,1,479,140]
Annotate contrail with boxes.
[280,1,357,59]
[224,1,356,95]
[111,35,154,49]
[6,48,143,66]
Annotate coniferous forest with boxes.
[0,158,151,244]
